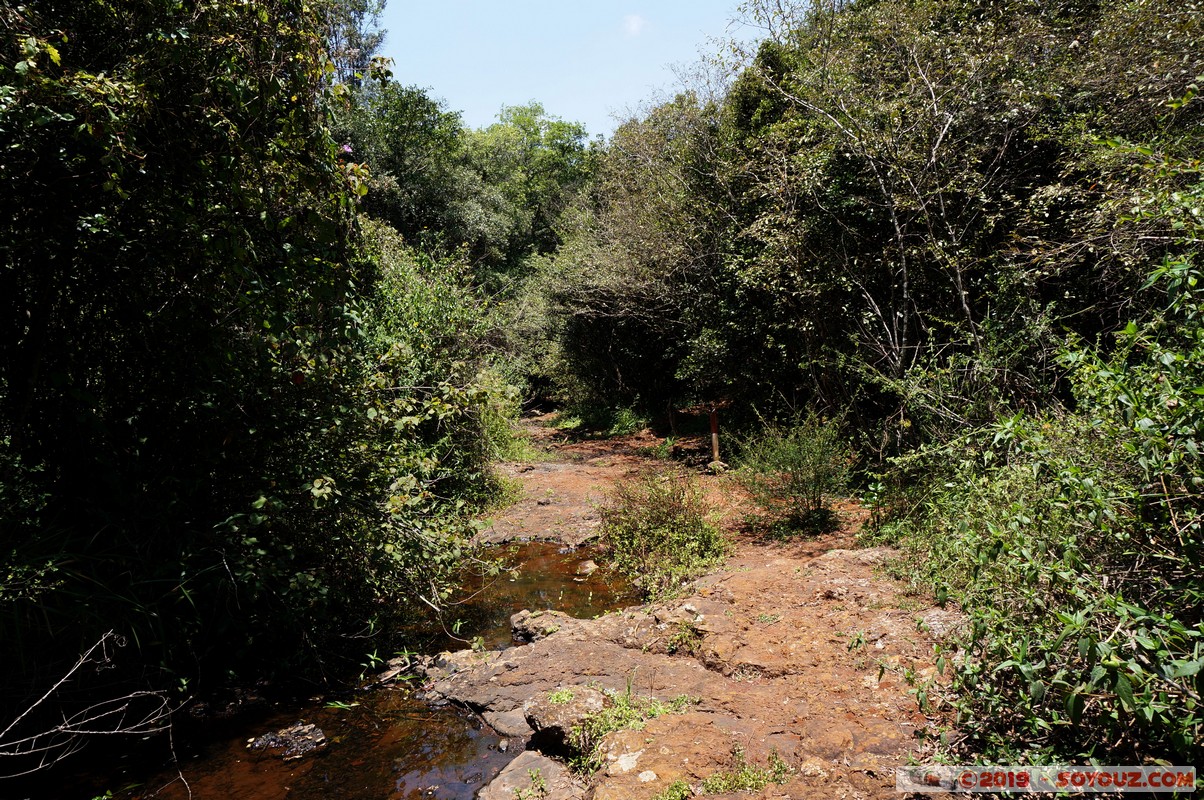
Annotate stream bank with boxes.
[58,416,953,800]
[415,416,958,800]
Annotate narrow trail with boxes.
[423,416,960,800]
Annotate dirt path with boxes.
[424,417,956,799]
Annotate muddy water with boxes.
[117,542,632,800]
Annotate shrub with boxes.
[699,748,794,793]
[737,414,850,532]
[569,686,696,772]
[882,410,1201,762]
[874,146,1204,765]
[599,469,725,599]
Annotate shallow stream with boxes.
[90,542,633,800]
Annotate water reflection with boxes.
[113,542,632,800]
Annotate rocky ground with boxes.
[421,417,959,799]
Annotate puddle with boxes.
[137,692,510,800]
[66,541,633,800]
[441,541,634,651]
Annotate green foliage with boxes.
[466,102,597,280]
[878,151,1204,762]
[0,0,519,767]
[598,469,726,599]
[699,748,794,794]
[523,92,720,412]
[547,688,575,705]
[736,414,850,533]
[2,0,371,686]
[648,747,794,798]
[569,686,697,772]
[336,82,481,255]
[336,90,595,281]
[529,0,1202,455]
[651,781,692,800]
[512,767,548,800]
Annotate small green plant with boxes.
[570,683,698,772]
[606,406,649,437]
[756,612,781,625]
[599,468,726,600]
[642,435,678,460]
[651,780,692,800]
[666,621,702,655]
[360,648,384,677]
[513,767,548,799]
[737,413,850,534]
[547,688,575,704]
[699,747,794,793]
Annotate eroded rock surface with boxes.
[438,417,959,798]
[421,541,954,799]
[477,750,584,800]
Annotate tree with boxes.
[465,102,596,277]
[0,1,501,769]
[323,0,386,86]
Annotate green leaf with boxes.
[1170,659,1203,679]
[1114,674,1136,711]
[1066,691,1085,725]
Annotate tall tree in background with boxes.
[339,92,596,281]
[323,0,385,86]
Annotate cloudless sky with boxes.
[377,1,755,138]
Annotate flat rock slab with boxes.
[477,751,584,800]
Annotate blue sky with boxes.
[376,1,753,137]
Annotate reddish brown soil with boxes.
[476,414,671,546]
[431,416,960,799]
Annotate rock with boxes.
[420,541,953,800]
[919,607,967,640]
[575,559,599,576]
[524,685,609,753]
[246,722,326,761]
[511,608,582,642]
[485,708,535,738]
[611,749,644,775]
[477,751,583,800]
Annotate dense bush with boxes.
[736,414,850,533]
[0,0,517,772]
[527,0,1202,456]
[336,89,595,282]
[879,156,1203,762]
[598,469,726,599]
